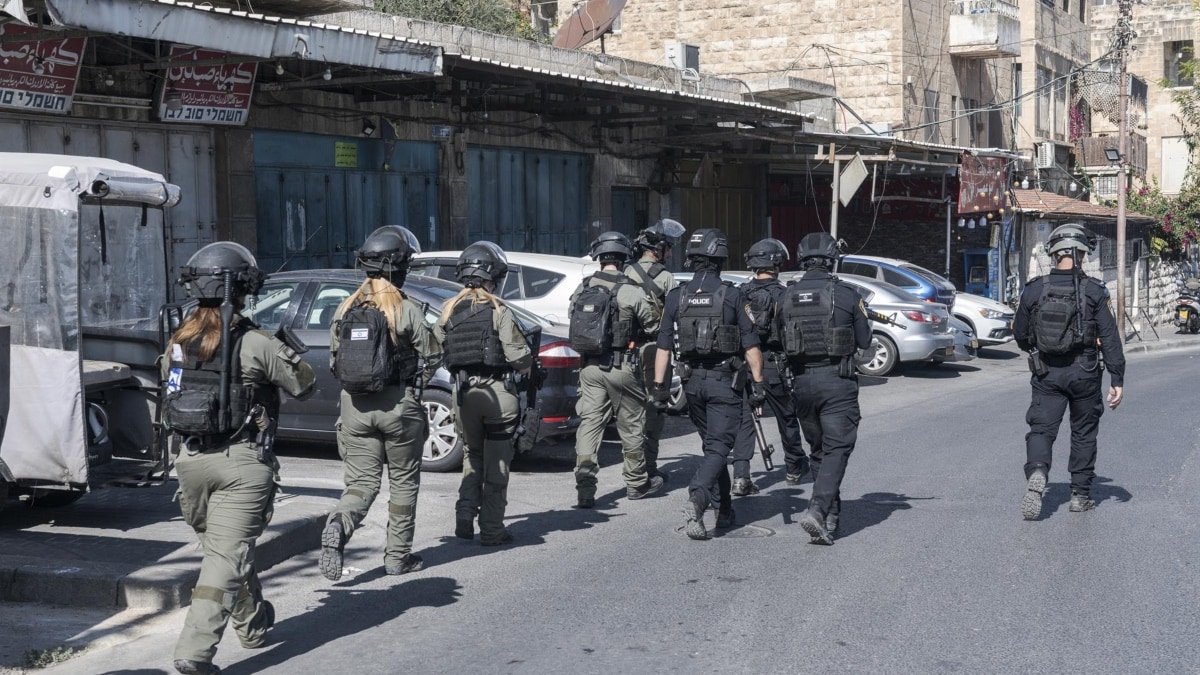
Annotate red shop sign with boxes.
[0,22,86,114]
[158,46,257,126]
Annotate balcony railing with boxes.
[949,0,1022,59]
[1074,134,1148,178]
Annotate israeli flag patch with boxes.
[351,328,370,340]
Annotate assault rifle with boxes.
[749,406,776,471]
[513,326,545,454]
[866,308,908,330]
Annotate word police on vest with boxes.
[688,296,714,306]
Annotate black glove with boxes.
[650,381,671,412]
[748,380,767,407]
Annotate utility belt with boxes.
[1040,350,1100,369]
[454,367,509,387]
[583,349,640,370]
[176,427,255,454]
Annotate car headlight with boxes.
[979,308,1010,320]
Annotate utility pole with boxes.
[1114,0,1134,339]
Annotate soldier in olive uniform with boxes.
[435,242,532,546]
[570,231,665,508]
[321,226,441,580]
[163,242,315,675]
[627,219,684,480]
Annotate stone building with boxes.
[1087,0,1196,197]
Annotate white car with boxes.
[410,251,599,323]
[952,292,1015,346]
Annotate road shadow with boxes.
[728,490,930,541]
[833,492,931,539]
[1040,476,1131,517]
[227,576,462,674]
[977,346,1021,360]
[898,363,981,378]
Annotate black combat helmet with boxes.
[456,241,509,288]
[1045,223,1097,257]
[684,228,729,259]
[178,241,266,303]
[634,218,686,255]
[356,225,421,278]
[744,238,790,271]
[589,231,634,264]
[797,232,842,269]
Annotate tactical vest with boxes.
[570,273,635,354]
[742,279,782,350]
[1034,275,1096,355]
[676,281,741,360]
[162,319,276,440]
[778,278,855,359]
[443,300,507,371]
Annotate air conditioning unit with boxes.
[1035,142,1055,169]
[844,122,893,137]
[665,41,700,71]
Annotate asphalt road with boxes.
[38,342,1200,675]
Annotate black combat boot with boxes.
[716,503,736,529]
[682,495,708,541]
[385,553,425,575]
[731,477,759,496]
[576,494,596,509]
[799,508,834,545]
[1069,492,1096,512]
[319,518,345,581]
[627,475,665,500]
[174,659,221,675]
[481,529,514,547]
[455,514,475,540]
[1022,469,1048,521]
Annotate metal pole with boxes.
[830,142,840,239]
[946,202,952,279]
[1115,0,1131,339]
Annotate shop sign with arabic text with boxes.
[0,23,86,114]
[158,46,257,126]
[958,154,1008,214]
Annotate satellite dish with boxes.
[553,0,628,51]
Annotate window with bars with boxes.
[1094,175,1118,197]
[1036,67,1052,137]
[1098,237,1117,270]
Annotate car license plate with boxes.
[1182,310,1189,319]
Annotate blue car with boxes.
[839,255,957,309]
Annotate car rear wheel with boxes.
[857,333,898,377]
[422,388,463,472]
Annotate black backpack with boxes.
[569,275,625,356]
[743,280,781,348]
[333,301,397,395]
[1035,278,1087,355]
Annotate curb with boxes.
[1123,337,1200,354]
[0,504,328,611]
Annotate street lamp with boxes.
[1105,147,1122,163]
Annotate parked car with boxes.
[939,316,979,364]
[672,270,755,286]
[952,292,1015,346]
[409,251,599,323]
[247,271,582,472]
[839,255,957,309]
[835,274,955,376]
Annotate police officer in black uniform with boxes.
[729,238,809,495]
[650,228,766,540]
[778,233,870,545]
[1013,223,1124,520]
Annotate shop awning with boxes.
[44,0,442,75]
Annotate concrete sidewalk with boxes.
[0,466,335,612]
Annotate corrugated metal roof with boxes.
[1011,188,1154,223]
[45,0,442,74]
[452,53,810,124]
